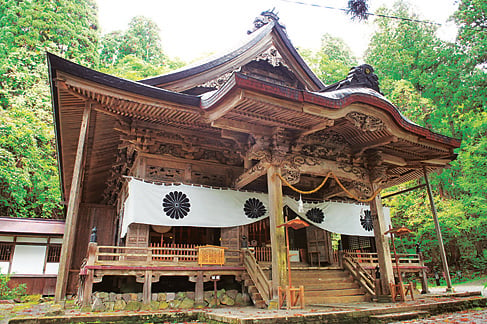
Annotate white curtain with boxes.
[283,197,391,237]
[122,179,269,236]
[121,178,390,237]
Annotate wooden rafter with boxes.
[212,117,274,136]
[234,160,270,189]
[351,135,398,155]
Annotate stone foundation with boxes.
[88,289,251,311]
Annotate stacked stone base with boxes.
[88,289,251,312]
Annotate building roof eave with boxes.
[0,217,65,236]
[138,20,325,92]
[201,73,461,149]
[47,53,201,107]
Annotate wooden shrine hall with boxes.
[48,10,460,307]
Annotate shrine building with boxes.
[48,10,460,307]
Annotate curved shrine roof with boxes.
[47,10,461,203]
[138,18,325,92]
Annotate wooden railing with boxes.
[342,253,376,298]
[242,249,272,305]
[89,244,240,266]
[344,251,424,271]
[254,247,272,262]
[150,243,198,262]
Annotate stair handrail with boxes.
[242,248,272,304]
[342,252,376,298]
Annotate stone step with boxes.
[251,292,263,302]
[299,281,359,290]
[306,294,369,304]
[292,269,350,276]
[293,275,355,284]
[306,287,364,297]
[293,276,352,283]
[369,311,429,324]
[293,273,352,281]
[254,300,267,309]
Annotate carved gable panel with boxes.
[241,59,301,88]
[294,130,352,162]
[146,165,185,182]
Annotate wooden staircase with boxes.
[242,249,272,309]
[291,267,372,304]
[242,272,267,308]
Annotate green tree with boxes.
[367,0,487,271]
[300,33,357,85]
[0,0,99,218]
[98,16,185,80]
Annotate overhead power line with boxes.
[278,0,442,26]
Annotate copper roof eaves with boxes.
[272,23,325,91]
[304,90,461,148]
[138,21,325,92]
[199,73,460,149]
[47,53,201,107]
[139,22,276,87]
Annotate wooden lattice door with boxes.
[306,226,333,265]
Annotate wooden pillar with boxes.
[194,272,204,306]
[418,251,430,294]
[423,166,453,292]
[267,166,288,299]
[142,270,152,304]
[55,102,91,303]
[369,183,394,297]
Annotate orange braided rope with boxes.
[277,172,382,203]
[277,172,333,194]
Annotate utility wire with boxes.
[278,0,442,26]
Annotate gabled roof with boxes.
[139,11,325,92]
[47,11,461,203]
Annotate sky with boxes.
[96,0,459,63]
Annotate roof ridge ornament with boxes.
[255,45,289,68]
[248,8,281,34]
[336,64,381,93]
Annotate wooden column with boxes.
[142,271,153,304]
[194,272,204,306]
[369,183,394,297]
[423,166,453,292]
[267,166,288,299]
[55,102,91,303]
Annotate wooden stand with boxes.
[278,286,305,309]
[389,282,414,302]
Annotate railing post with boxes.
[147,247,152,263]
[81,242,97,307]
[418,251,430,294]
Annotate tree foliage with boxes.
[366,0,487,272]
[0,1,185,218]
[300,33,357,85]
[98,16,184,80]
[0,0,99,218]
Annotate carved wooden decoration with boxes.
[346,112,385,132]
[255,46,289,68]
[200,72,235,90]
[294,130,352,163]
